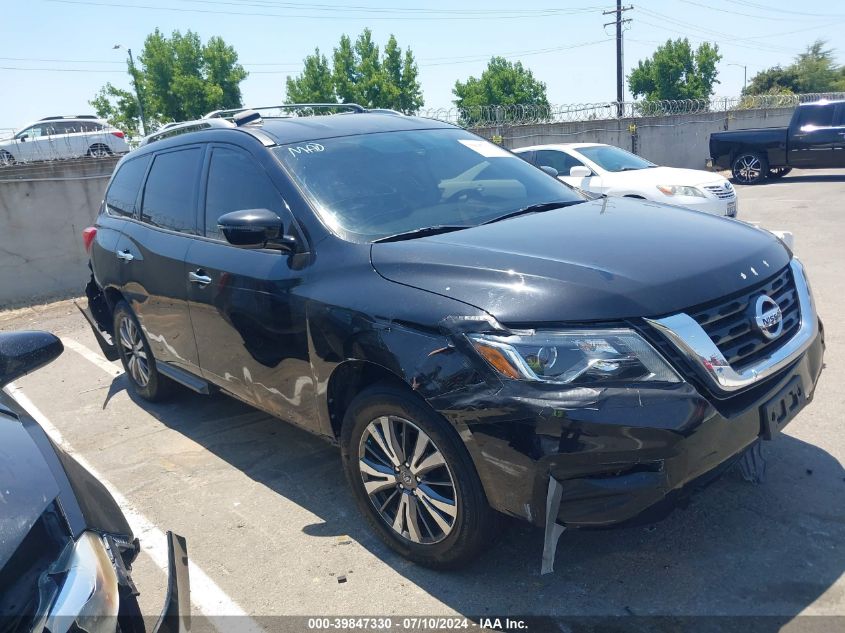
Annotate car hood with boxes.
[370,196,790,324]
[596,166,728,187]
[0,413,61,570]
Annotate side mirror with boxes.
[570,166,592,178]
[19,135,27,142]
[0,331,64,387]
[217,208,295,251]
[539,165,559,177]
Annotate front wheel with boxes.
[0,150,16,167]
[341,384,496,569]
[732,151,768,185]
[768,167,792,179]
[113,301,175,402]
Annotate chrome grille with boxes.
[703,183,735,200]
[689,266,800,370]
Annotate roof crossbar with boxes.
[204,103,366,119]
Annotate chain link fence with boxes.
[419,93,845,129]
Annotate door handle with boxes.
[188,270,212,286]
[116,249,134,262]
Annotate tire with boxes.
[340,383,496,569]
[0,150,16,167]
[113,301,176,402]
[87,143,113,158]
[768,167,792,179]
[732,151,768,185]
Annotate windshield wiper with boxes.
[481,200,583,225]
[372,225,472,243]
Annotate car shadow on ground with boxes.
[735,174,845,187]
[116,381,845,629]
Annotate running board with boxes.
[158,363,212,395]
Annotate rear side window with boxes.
[204,146,287,239]
[796,105,834,129]
[105,155,151,217]
[141,147,202,233]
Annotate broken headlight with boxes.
[469,329,680,385]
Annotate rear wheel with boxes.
[113,301,175,401]
[87,143,113,158]
[341,384,496,569]
[0,150,15,166]
[732,151,768,185]
[768,167,792,179]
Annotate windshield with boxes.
[577,145,656,172]
[274,128,584,241]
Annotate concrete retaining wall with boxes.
[0,158,118,308]
[475,106,795,169]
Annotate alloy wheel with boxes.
[89,144,111,158]
[734,155,761,182]
[119,316,150,387]
[358,415,458,544]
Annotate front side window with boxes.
[576,145,656,172]
[141,147,202,233]
[204,146,287,239]
[106,155,151,217]
[534,150,586,175]
[17,124,44,139]
[274,128,584,241]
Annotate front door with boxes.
[185,143,316,430]
[120,145,204,372]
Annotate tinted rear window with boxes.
[106,155,151,217]
[141,148,202,233]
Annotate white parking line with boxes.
[61,337,123,377]
[7,346,266,633]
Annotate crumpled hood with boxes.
[371,196,790,324]
[0,414,60,570]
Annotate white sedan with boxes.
[513,143,738,217]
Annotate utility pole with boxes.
[728,63,747,93]
[603,1,633,117]
[113,44,146,136]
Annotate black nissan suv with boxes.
[81,105,824,570]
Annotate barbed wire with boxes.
[419,92,845,128]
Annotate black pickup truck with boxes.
[710,99,845,184]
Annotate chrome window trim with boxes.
[645,258,817,392]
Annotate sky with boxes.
[1,0,844,131]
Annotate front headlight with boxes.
[657,184,705,197]
[469,329,681,385]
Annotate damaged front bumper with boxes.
[440,323,824,545]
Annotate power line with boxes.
[46,0,604,21]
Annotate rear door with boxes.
[185,143,316,429]
[832,104,845,168]
[120,145,204,373]
[788,105,838,168]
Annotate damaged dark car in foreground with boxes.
[80,106,824,572]
[0,331,190,632]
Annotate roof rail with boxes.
[203,103,367,119]
[141,117,234,145]
[40,114,99,121]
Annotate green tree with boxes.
[285,48,335,103]
[744,40,845,95]
[628,38,721,101]
[90,29,247,136]
[452,57,549,125]
[285,29,424,112]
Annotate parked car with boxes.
[514,143,738,217]
[80,105,823,569]
[0,116,129,166]
[710,99,845,184]
[0,330,189,632]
